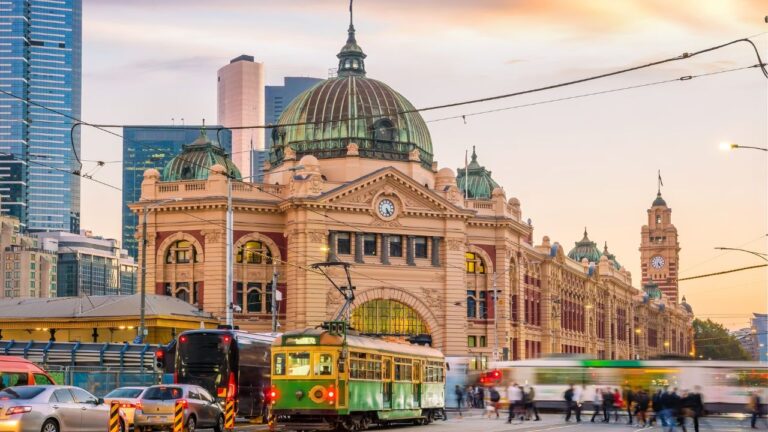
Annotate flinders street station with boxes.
[132,19,693,365]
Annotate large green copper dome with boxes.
[567,228,602,263]
[268,20,433,169]
[456,146,500,199]
[162,129,241,182]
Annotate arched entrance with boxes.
[351,299,429,339]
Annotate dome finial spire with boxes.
[337,0,366,76]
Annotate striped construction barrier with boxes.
[109,401,120,432]
[225,399,235,430]
[173,400,184,432]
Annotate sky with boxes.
[79,0,767,330]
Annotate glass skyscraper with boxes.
[0,0,82,232]
[122,126,231,258]
[257,77,322,181]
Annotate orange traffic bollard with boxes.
[225,399,235,431]
[109,401,120,432]
[173,399,184,432]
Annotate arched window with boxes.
[236,241,272,264]
[371,118,396,157]
[351,299,428,336]
[165,240,197,264]
[465,252,485,274]
[175,286,190,303]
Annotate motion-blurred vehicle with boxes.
[488,358,768,413]
[133,384,224,432]
[0,385,112,432]
[104,386,147,431]
[0,356,56,389]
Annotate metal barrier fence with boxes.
[44,366,173,396]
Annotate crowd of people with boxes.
[453,383,766,430]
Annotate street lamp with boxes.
[714,247,768,262]
[719,142,768,152]
[138,198,181,343]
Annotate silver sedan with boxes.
[0,385,116,432]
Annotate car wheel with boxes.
[213,414,225,432]
[41,419,60,432]
[185,415,196,432]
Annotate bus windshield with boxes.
[176,333,232,396]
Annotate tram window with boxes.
[273,354,286,376]
[288,352,311,376]
[316,353,333,376]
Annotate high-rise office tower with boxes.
[0,0,82,232]
[121,126,231,259]
[217,55,264,181]
[265,77,323,131]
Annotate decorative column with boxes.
[406,235,415,266]
[431,237,441,267]
[354,233,364,263]
[381,234,390,265]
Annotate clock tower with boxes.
[640,187,681,303]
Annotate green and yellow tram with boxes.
[270,325,445,431]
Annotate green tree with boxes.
[693,318,751,360]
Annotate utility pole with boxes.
[492,272,499,361]
[225,176,233,327]
[271,261,278,332]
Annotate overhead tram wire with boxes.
[678,264,768,281]
[0,32,760,168]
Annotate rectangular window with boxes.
[467,336,476,347]
[288,352,311,376]
[337,233,351,255]
[273,353,285,375]
[389,235,403,257]
[479,291,488,319]
[315,353,334,376]
[30,263,35,270]
[480,336,487,347]
[363,234,377,256]
[414,237,428,258]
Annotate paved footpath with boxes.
[230,409,768,431]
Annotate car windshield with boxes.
[106,388,144,398]
[143,387,182,400]
[0,386,45,400]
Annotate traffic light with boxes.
[155,348,165,371]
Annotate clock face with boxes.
[651,255,665,269]
[378,199,395,218]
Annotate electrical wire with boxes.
[678,265,768,282]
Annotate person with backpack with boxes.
[454,385,464,418]
[564,384,576,422]
[488,386,501,419]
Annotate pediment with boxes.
[320,168,467,217]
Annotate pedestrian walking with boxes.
[564,384,577,422]
[683,386,704,432]
[635,389,650,427]
[748,391,766,429]
[602,387,614,423]
[625,385,635,425]
[612,387,623,422]
[650,388,663,426]
[488,386,501,419]
[506,383,523,424]
[454,385,464,418]
[591,387,603,423]
[524,385,541,421]
[476,386,485,409]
